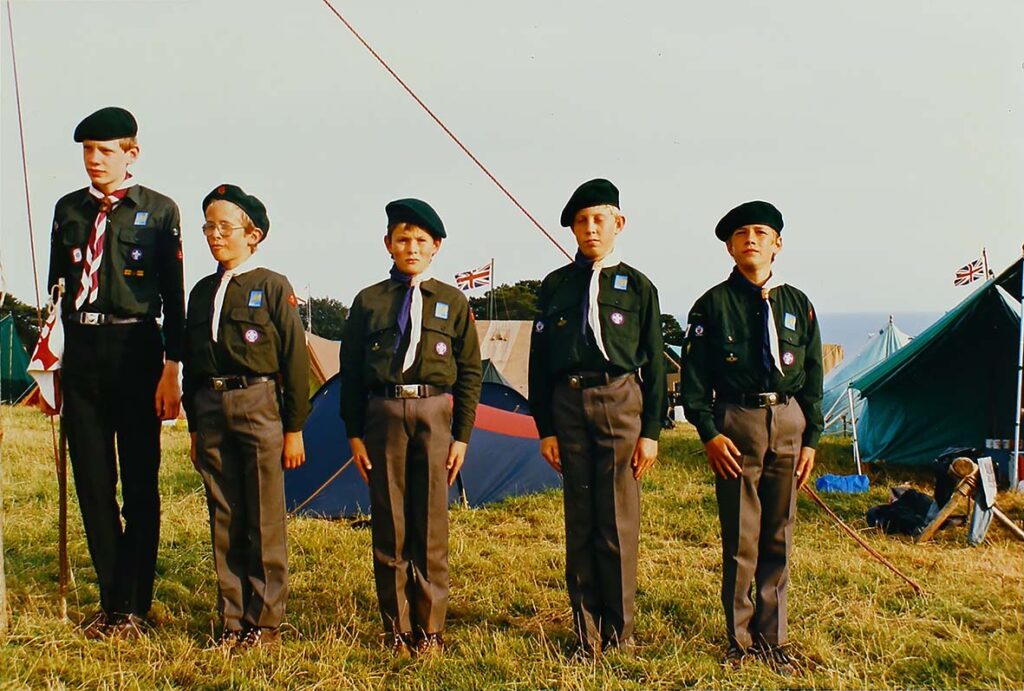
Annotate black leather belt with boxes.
[718,392,791,408]
[371,384,446,399]
[565,371,631,390]
[206,375,274,391]
[67,311,149,326]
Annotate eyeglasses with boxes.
[201,222,245,237]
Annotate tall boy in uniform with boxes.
[340,199,482,656]
[528,179,665,656]
[679,201,822,675]
[183,184,309,649]
[45,107,184,638]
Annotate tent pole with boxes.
[847,387,862,475]
[1013,246,1024,491]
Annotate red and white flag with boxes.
[953,258,985,286]
[27,298,64,412]
[455,263,492,292]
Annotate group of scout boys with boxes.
[43,106,822,674]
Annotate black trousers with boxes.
[62,320,163,617]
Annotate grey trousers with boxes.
[552,374,642,651]
[194,380,288,631]
[714,398,804,649]
[364,394,452,636]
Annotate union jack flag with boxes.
[455,263,492,291]
[953,258,985,286]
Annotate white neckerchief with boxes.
[75,175,136,309]
[760,272,786,374]
[402,272,433,372]
[211,254,263,341]
[587,247,620,361]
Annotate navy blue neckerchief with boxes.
[573,250,595,341]
[728,267,772,378]
[389,264,414,353]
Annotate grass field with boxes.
[0,405,1021,690]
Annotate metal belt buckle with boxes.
[568,375,583,390]
[762,392,778,406]
[82,312,101,325]
[212,378,226,391]
[396,384,421,399]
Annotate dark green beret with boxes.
[202,184,270,241]
[385,198,446,239]
[560,178,619,227]
[73,107,138,143]
[715,200,784,241]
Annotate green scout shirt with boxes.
[339,278,482,443]
[528,261,666,441]
[48,185,185,360]
[182,267,311,433]
[679,269,824,449]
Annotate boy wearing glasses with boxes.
[182,184,310,650]
[45,106,184,639]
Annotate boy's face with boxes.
[725,224,782,272]
[571,205,624,260]
[204,200,259,269]
[82,139,137,191]
[385,224,441,276]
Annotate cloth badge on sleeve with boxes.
[130,248,143,262]
[434,302,450,320]
[248,290,264,308]
[784,312,797,330]
[534,320,544,333]
[694,325,704,337]
[71,248,83,264]
[782,351,795,366]
[611,311,625,325]
[133,211,149,226]
[244,328,260,343]
[613,274,628,291]
[435,341,448,356]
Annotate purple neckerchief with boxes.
[728,267,773,378]
[390,265,413,353]
[573,251,594,340]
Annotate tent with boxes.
[851,259,1022,465]
[475,320,532,397]
[286,375,558,517]
[1,314,34,403]
[481,358,512,386]
[822,317,911,434]
[306,332,340,388]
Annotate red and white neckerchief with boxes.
[74,175,136,309]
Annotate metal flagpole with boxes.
[1013,246,1024,490]
[847,387,863,475]
[982,247,991,279]
[488,258,495,320]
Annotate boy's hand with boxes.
[282,431,305,469]
[704,434,743,479]
[350,437,371,484]
[540,436,561,474]
[631,437,658,479]
[796,446,816,489]
[154,361,181,420]
[189,432,198,470]
[446,441,468,486]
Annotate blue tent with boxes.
[286,376,558,517]
[821,317,910,434]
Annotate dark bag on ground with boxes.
[866,488,935,536]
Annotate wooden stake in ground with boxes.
[916,458,978,544]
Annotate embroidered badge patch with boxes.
[288,294,298,307]
[557,317,567,327]
[726,354,738,363]
[435,341,448,356]
[534,320,544,333]
[130,248,143,262]
[133,212,149,226]
[694,325,704,337]
[611,311,625,325]
[782,351,795,366]
[71,248,83,264]
[244,329,260,343]
[784,312,797,330]
[613,274,628,291]
[434,302,450,319]
[248,290,264,308]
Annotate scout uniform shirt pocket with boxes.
[778,331,806,375]
[713,331,747,369]
[115,226,159,308]
[364,309,398,382]
[421,310,457,376]
[598,290,640,360]
[185,302,214,364]
[537,300,575,368]
[225,306,279,372]
[61,221,90,265]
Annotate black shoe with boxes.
[390,632,414,658]
[80,612,111,640]
[238,626,281,649]
[757,643,799,676]
[208,628,243,651]
[723,643,747,669]
[414,632,444,657]
[106,613,148,640]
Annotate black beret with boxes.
[385,198,446,239]
[73,107,138,143]
[714,200,784,241]
[560,178,619,227]
[202,184,271,241]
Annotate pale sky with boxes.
[2,0,1022,318]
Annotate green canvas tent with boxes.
[851,258,1022,465]
[481,358,512,386]
[1,313,34,403]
